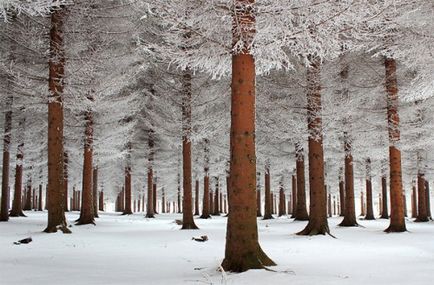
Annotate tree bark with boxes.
[44,7,69,233]
[425,180,431,219]
[380,175,389,218]
[64,151,69,212]
[416,172,428,222]
[384,58,406,232]
[146,154,155,218]
[200,141,211,219]
[365,158,375,220]
[0,95,13,222]
[263,163,273,220]
[10,127,25,217]
[123,166,133,215]
[93,167,98,218]
[99,190,104,211]
[339,175,345,217]
[181,69,198,230]
[298,59,330,236]
[278,182,286,216]
[256,173,262,217]
[294,144,309,220]
[194,180,200,215]
[212,177,220,216]
[153,182,158,214]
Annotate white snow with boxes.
[1,212,433,285]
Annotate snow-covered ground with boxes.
[0,212,433,285]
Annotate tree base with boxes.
[44,225,72,234]
[145,214,155,218]
[200,214,211,219]
[75,218,96,226]
[338,217,358,227]
[364,215,375,220]
[379,215,389,219]
[181,223,199,230]
[262,215,274,220]
[297,222,331,236]
[9,211,27,217]
[122,211,133,215]
[384,224,407,232]
[294,216,309,221]
[414,217,429,222]
[221,246,276,273]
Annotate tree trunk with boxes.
[93,167,98,218]
[153,182,158,214]
[380,175,389,218]
[181,69,198,230]
[10,134,25,217]
[294,144,309,220]
[425,180,431,219]
[64,151,69,212]
[263,163,273,220]
[200,174,211,218]
[365,159,375,220]
[123,166,133,215]
[339,175,345,217]
[0,95,13,222]
[212,177,220,216]
[146,165,155,218]
[339,133,358,226]
[411,183,417,218]
[416,172,428,222]
[77,109,95,225]
[298,59,330,236]
[222,2,275,269]
[384,58,406,232]
[99,191,104,211]
[38,185,43,211]
[278,182,286,217]
[44,7,69,233]
[161,188,166,213]
[194,180,200,215]
[256,175,262,217]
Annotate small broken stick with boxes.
[192,235,208,242]
[13,237,32,245]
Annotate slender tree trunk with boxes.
[425,180,431,219]
[153,182,158,214]
[222,2,275,270]
[44,7,69,233]
[327,193,332,217]
[365,158,375,220]
[64,151,69,212]
[38,185,43,211]
[181,69,198,230]
[123,166,133,215]
[380,175,389,218]
[298,59,330,236]
[200,141,211,219]
[384,58,406,232]
[339,133,358,226]
[361,192,365,216]
[146,162,155,218]
[161,188,166,213]
[256,173,262,217]
[278,182,285,217]
[194,180,200,215]
[290,174,297,218]
[339,175,345,217]
[0,95,13,222]
[93,167,98,218]
[77,109,95,225]
[416,172,428,222]
[295,144,309,220]
[10,134,25,217]
[411,183,417,218]
[212,177,220,216]
[263,163,273,219]
[99,190,104,211]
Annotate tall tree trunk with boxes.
[298,59,330,236]
[339,173,345,217]
[384,58,406,232]
[123,166,133,215]
[64,151,69,212]
[77,109,95,225]
[294,143,309,220]
[200,140,211,219]
[93,167,98,218]
[161,188,166,213]
[222,1,275,270]
[38,185,43,211]
[153,182,158,214]
[290,174,297,218]
[194,179,200,215]
[339,133,358,226]
[212,177,220,216]
[24,182,32,211]
[380,175,389,218]
[0,94,13,222]
[181,69,198,230]
[263,163,273,219]
[278,182,285,217]
[10,120,25,217]
[416,172,428,222]
[411,183,417,218]
[256,173,262,217]
[44,7,69,233]
[365,158,375,220]
[99,190,104,211]
[425,180,431,219]
[146,150,155,218]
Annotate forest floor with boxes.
[0,212,433,285]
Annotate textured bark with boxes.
[298,59,330,236]
[294,144,309,220]
[23,183,32,211]
[123,167,133,215]
[339,176,345,217]
[222,3,275,268]
[212,177,220,216]
[194,180,200,215]
[64,151,69,212]
[426,180,431,219]
[181,69,198,230]
[365,159,375,220]
[384,58,406,232]
[93,167,98,218]
[416,173,428,222]
[0,95,13,222]
[263,164,273,220]
[380,176,389,218]
[200,141,211,219]
[77,109,95,225]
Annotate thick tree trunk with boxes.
[263,163,273,220]
[93,167,98,218]
[339,176,345,217]
[0,95,13,222]
[194,180,200,215]
[384,58,406,232]
[222,2,275,268]
[339,133,358,226]
[294,144,309,220]
[416,172,428,222]
[181,69,198,230]
[365,159,375,220]
[77,110,95,225]
[298,59,330,236]
[44,7,69,233]
[380,175,389,218]
[123,166,133,215]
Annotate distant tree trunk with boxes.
[123,166,133,215]
[194,180,200,215]
[425,180,431,219]
[278,182,285,217]
[256,173,262,217]
[24,182,32,211]
[365,158,375,220]
[339,174,345,217]
[209,190,214,215]
[200,141,211,219]
[10,114,25,217]
[0,94,13,222]
[403,191,408,217]
[177,180,182,213]
[222,2,275,269]
[416,171,428,222]
[153,182,158,214]
[64,151,69,212]
[263,163,273,220]
[360,192,365,216]
[38,185,43,211]
[384,58,406,232]
[212,177,220,216]
[93,167,98,218]
[146,147,155,218]
[77,108,95,225]
[380,175,389,218]
[181,69,198,230]
[44,7,69,233]
[298,59,330,236]
[295,144,309,220]
[411,183,417,218]
[290,174,297,218]
[339,132,358,226]
[99,191,104,211]
[161,188,166,213]
[327,192,332,217]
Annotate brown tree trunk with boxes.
[0,95,13,222]
[339,133,358,226]
[38,185,43,211]
[365,158,375,220]
[384,58,406,232]
[360,192,365,216]
[298,59,330,236]
[44,7,69,233]
[123,166,133,215]
[339,175,345,217]
[290,174,297,218]
[256,174,262,217]
[10,137,25,217]
[416,172,428,222]
[411,183,417,218]
[425,180,431,219]
[278,182,286,216]
[263,163,273,220]
[99,190,104,211]
[294,144,309,220]
[153,182,158,214]
[77,109,95,225]
[212,177,220,216]
[24,182,32,211]
[222,2,275,269]
[380,175,389,218]
[194,180,200,215]
[93,167,98,218]
[200,141,211,219]
[327,192,332,218]
[64,151,69,212]
[181,69,198,230]
[161,188,166,213]
[146,163,155,218]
